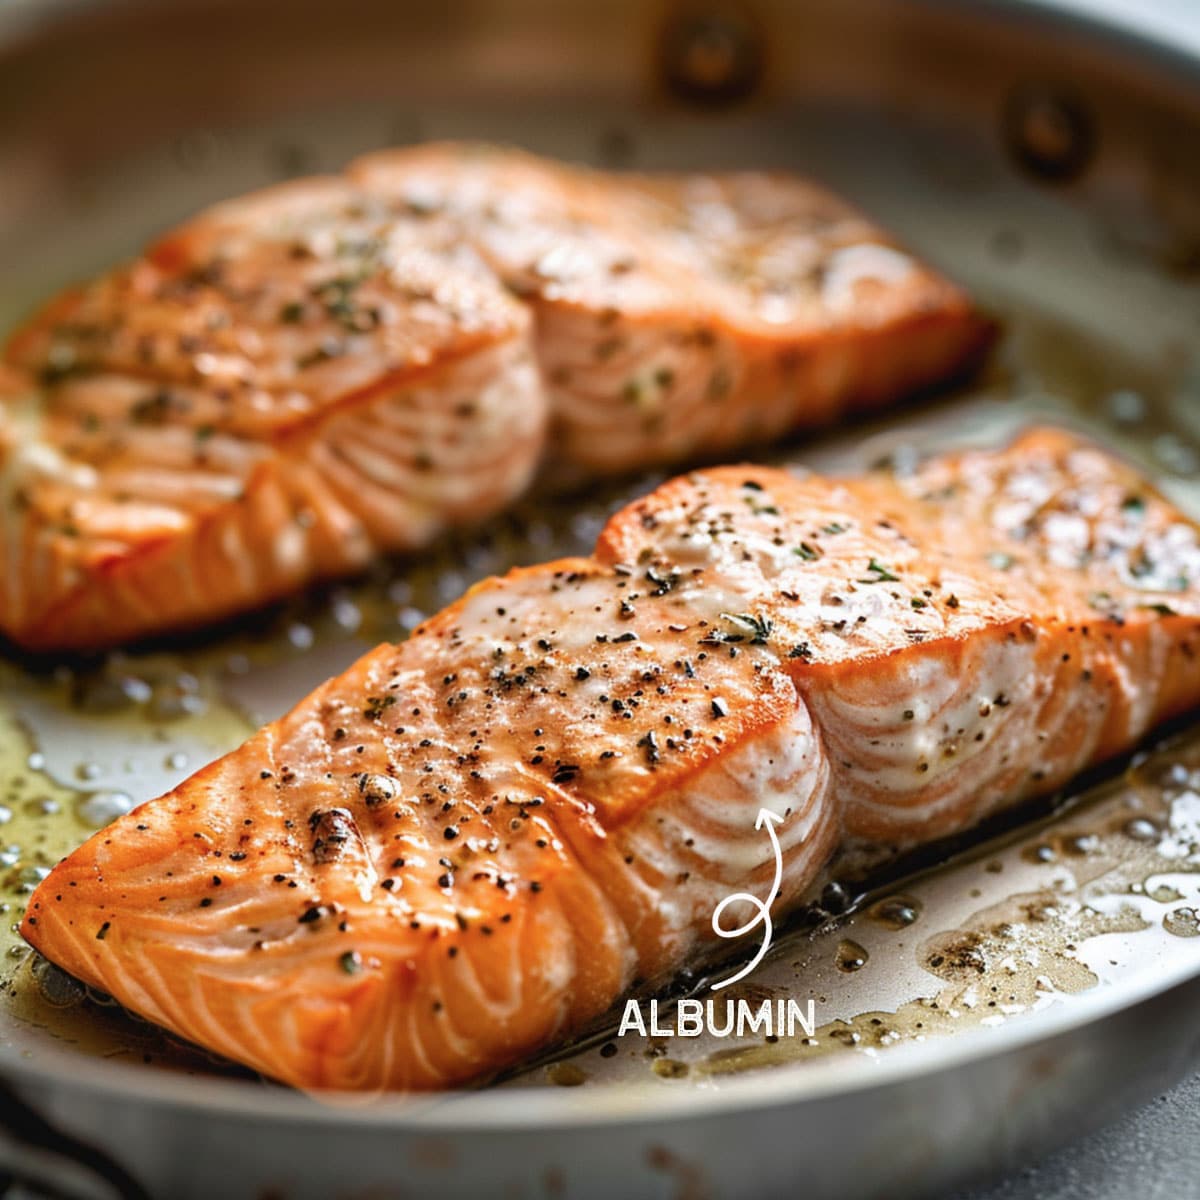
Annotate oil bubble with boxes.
[78,791,135,829]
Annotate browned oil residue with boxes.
[546,1062,588,1087]
[698,890,1146,1078]
[652,1058,690,1079]
[1163,907,1200,937]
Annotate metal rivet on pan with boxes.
[659,5,765,107]
[1003,85,1096,184]
[171,129,224,174]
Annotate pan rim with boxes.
[2,923,1197,1129]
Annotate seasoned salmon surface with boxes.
[351,143,993,474]
[21,429,1200,1092]
[0,143,990,651]
[1,178,544,651]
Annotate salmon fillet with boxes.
[1,177,544,651]
[0,143,991,651]
[351,143,994,475]
[20,429,1200,1092]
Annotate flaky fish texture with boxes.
[0,143,991,650]
[22,429,1200,1092]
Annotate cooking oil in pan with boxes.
[1,304,1199,1090]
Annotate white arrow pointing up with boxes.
[710,807,786,991]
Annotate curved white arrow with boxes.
[709,808,784,992]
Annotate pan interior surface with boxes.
[0,0,1199,1130]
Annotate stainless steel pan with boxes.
[1,1,1199,1196]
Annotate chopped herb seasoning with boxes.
[363,694,397,720]
[860,558,899,583]
[1140,603,1177,616]
[645,565,680,595]
[705,612,773,645]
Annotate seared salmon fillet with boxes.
[1,177,544,651]
[0,143,990,651]
[351,143,994,474]
[21,429,1200,1092]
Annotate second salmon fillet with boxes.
[21,429,1200,1092]
[352,144,993,474]
[0,143,991,650]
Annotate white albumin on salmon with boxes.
[0,143,991,651]
[22,429,1200,1092]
